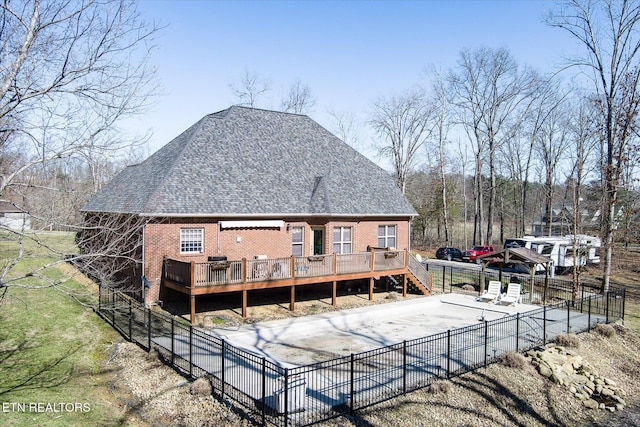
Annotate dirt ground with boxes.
[103,247,640,426]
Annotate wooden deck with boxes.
[161,250,432,323]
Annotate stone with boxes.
[601,387,615,397]
[538,364,552,377]
[571,374,589,384]
[604,378,617,387]
[583,399,600,409]
[616,403,625,411]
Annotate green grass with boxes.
[0,232,123,427]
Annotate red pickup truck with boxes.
[462,245,496,263]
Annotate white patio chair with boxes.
[477,281,501,304]
[500,283,522,306]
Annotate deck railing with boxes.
[163,250,411,289]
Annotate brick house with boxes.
[82,106,430,322]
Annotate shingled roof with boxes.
[82,106,417,218]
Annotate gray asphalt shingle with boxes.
[82,106,416,217]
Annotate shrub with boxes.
[553,333,580,348]
[429,380,452,395]
[593,323,616,338]
[501,352,527,369]
[191,377,212,396]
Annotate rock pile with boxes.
[526,344,626,412]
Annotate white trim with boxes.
[219,220,284,229]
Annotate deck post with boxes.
[291,255,296,279]
[369,277,374,300]
[333,254,337,274]
[190,260,196,287]
[290,286,295,311]
[403,274,407,296]
[190,295,196,324]
[242,289,247,317]
[242,258,247,283]
[332,281,337,306]
[370,249,375,271]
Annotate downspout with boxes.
[142,220,146,308]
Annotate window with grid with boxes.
[180,228,204,253]
[378,225,396,248]
[333,226,352,254]
[292,226,304,256]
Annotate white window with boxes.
[333,226,352,254]
[378,225,397,248]
[292,226,304,256]
[180,228,204,253]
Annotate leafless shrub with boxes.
[501,352,527,369]
[429,380,452,395]
[190,377,212,396]
[554,333,580,348]
[594,323,616,338]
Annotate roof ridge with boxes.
[140,117,209,213]
[208,105,309,118]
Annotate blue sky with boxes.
[130,0,582,160]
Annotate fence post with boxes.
[606,291,610,324]
[588,297,592,330]
[111,290,115,325]
[221,339,226,399]
[128,298,132,340]
[516,313,520,353]
[284,367,289,425]
[622,289,626,321]
[261,357,266,426]
[442,268,445,292]
[402,341,407,393]
[147,307,151,351]
[543,306,547,346]
[484,321,489,367]
[189,325,193,378]
[446,330,451,378]
[171,316,175,366]
[567,301,571,334]
[350,353,355,416]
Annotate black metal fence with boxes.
[423,262,603,304]
[97,284,625,427]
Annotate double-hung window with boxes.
[291,227,304,256]
[180,228,204,254]
[333,226,352,254]
[378,225,396,248]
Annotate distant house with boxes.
[81,106,430,322]
[0,201,30,231]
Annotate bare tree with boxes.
[370,87,434,194]
[327,108,362,150]
[535,93,571,236]
[449,47,536,245]
[280,79,316,114]
[229,68,272,108]
[0,0,159,297]
[430,75,453,243]
[547,0,640,292]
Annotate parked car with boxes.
[462,245,496,263]
[486,260,529,274]
[435,247,464,261]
